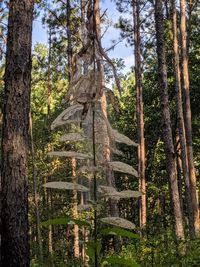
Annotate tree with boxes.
[132,0,146,231]
[171,0,196,239]
[180,0,199,237]
[0,0,34,266]
[154,0,184,240]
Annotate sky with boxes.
[32,1,133,73]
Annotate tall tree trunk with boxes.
[133,0,146,232]
[172,0,195,238]
[154,0,184,240]
[47,25,52,119]
[94,0,119,218]
[0,0,34,266]
[180,0,199,237]
[46,23,54,257]
[67,0,80,258]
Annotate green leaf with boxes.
[86,240,102,263]
[100,227,139,239]
[101,255,140,267]
[41,217,91,227]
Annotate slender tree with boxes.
[171,0,195,238]
[66,0,80,258]
[132,0,146,231]
[180,0,199,237]
[154,0,184,240]
[0,0,34,266]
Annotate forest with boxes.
[0,0,200,266]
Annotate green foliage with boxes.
[86,240,102,264]
[101,255,140,267]
[42,217,91,227]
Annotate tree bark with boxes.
[67,0,80,258]
[0,0,34,266]
[172,0,196,238]
[180,0,199,237]
[155,0,184,240]
[47,25,52,119]
[133,0,146,232]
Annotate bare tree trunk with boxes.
[47,25,52,119]
[66,0,80,258]
[175,134,183,213]
[0,0,34,266]
[172,0,195,238]
[180,0,199,237]
[46,24,54,258]
[133,0,146,232]
[71,158,80,258]
[155,0,184,240]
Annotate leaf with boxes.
[86,240,102,263]
[48,151,92,160]
[43,181,89,192]
[108,161,138,177]
[100,227,139,239]
[102,255,140,267]
[112,129,138,147]
[100,217,136,230]
[41,217,91,227]
[51,104,83,130]
[60,133,87,142]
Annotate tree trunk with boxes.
[172,0,195,238]
[180,0,199,237]
[67,0,80,258]
[133,0,146,232]
[154,0,184,240]
[47,25,52,119]
[0,0,34,266]
[94,0,119,218]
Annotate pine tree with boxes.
[0,0,34,266]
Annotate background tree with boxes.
[132,0,146,232]
[180,0,199,237]
[155,0,184,240]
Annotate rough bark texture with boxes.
[180,0,199,237]
[155,0,184,240]
[133,0,146,231]
[0,0,34,266]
